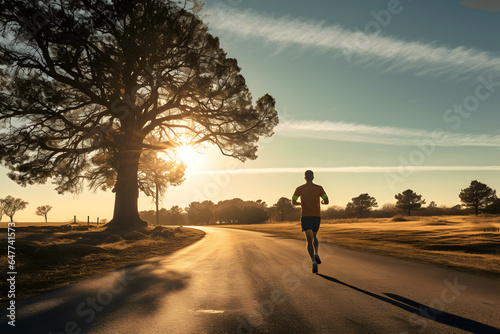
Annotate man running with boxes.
[292,170,329,273]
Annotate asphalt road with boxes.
[2,227,500,334]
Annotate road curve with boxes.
[2,227,500,334]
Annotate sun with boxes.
[175,144,203,168]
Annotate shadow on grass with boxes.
[317,274,500,334]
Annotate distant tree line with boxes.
[140,179,500,225]
[326,180,499,219]
[140,199,274,225]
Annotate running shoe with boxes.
[315,254,321,264]
[312,262,318,273]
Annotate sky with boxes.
[1,0,500,222]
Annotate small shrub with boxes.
[106,234,123,243]
[123,231,147,241]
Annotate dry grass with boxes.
[218,215,500,279]
[0,224,205,304]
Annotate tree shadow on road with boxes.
[6,259,190,333]
[317,274,500,334]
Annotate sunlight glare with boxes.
[175,145,203,169]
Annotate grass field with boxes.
[219,215,500,279]
[0,224,205,304]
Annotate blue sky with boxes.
[1,0,500,221]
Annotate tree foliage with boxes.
[35,204,52,222]
[459,180,497,216]
[484,198,500,214]
[395,189,425,216]
[0,0,278,230]
[1,195,28,222]
[346,193,378,218]
[186,200,214,225]
[140,205,185,225]
[140,199,269,225]
[211,198,268,224]
[271,197,297,222]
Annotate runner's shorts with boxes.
[301,216,321,232]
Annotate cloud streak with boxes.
[188,166,500,175]
[275,120,500,147]
[460,0,500,13]
[206,8,500,79]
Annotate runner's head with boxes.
[305,170,314,181]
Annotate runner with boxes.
[292,170,329,273]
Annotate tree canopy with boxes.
[395,189,425,216]
[35,204,52,222]
[346,193,378,218]
[1,195,29,222]
[272,197,297,222]
[459,180,497,216]
[0,0,278,230]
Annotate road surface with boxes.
[2,227,500,333]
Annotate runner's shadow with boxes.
[317,274,500,334]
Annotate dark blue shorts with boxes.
[301,216,321,232]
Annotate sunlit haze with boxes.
[175,145,206,171]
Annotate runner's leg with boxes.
[313,231,319,254]
[304,229,315,262]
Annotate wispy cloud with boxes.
[275,120,500,147]
[206,8,500,79]
[188,166,500,175]
[460,0,500,13]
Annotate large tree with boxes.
[459,180,497,216]
[395,189,425,216]
[346,193,378,218]
[2,195,28,222]
[0,0,279,230]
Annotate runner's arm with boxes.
[321,193,329,205]
[292,188,301,205]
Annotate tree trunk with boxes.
[9,215,13,223]
[155,183,159,226]
[106,144,147,231]
[408,208,411,216]
[45,215,47,223]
